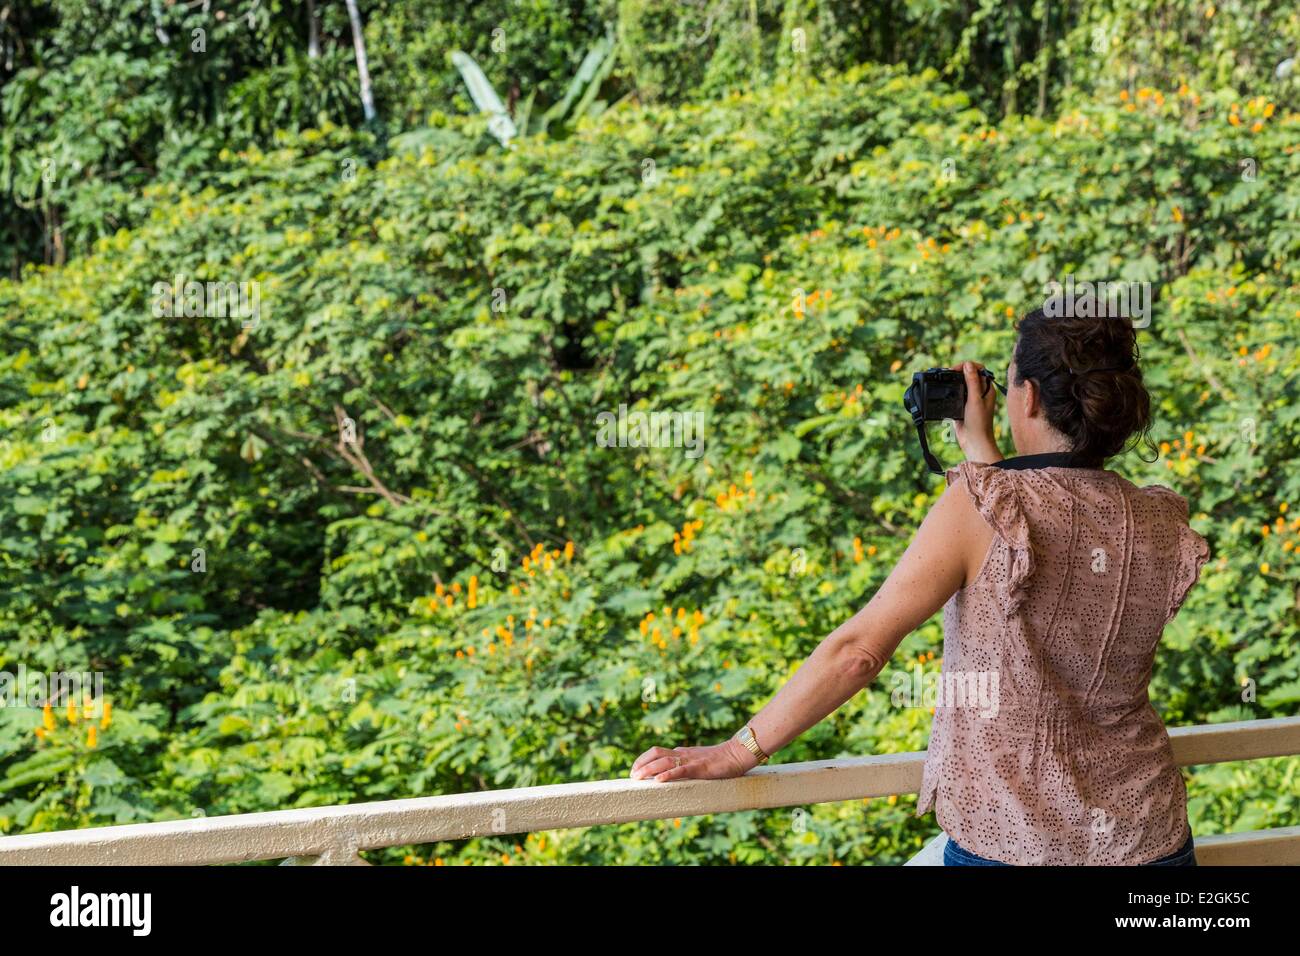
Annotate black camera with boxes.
[902,367,1005,474]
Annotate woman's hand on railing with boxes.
[629,739,758,782]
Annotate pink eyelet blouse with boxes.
[915,460,1211,865]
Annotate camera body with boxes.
[902,366,1003,474]
[903,367,994,422]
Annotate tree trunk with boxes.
[1037,0,1052,117]
[306,0,321,59]
[344,0,376,122]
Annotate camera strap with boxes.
[910,415,945,475]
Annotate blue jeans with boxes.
[943,828,1196,866]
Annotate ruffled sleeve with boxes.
[947,460,1034,617]
[1143,486,1210,625]
[1166,509,1210,627]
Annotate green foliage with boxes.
[7,1,1299,274]
[1,55,1296,863]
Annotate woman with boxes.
[630,309,1210,866]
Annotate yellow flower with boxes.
[43,702,55,731]
[467,575,478,609]
[86,726,98,749]
[101,700,113,730]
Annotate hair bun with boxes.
[1014,310,1153,464]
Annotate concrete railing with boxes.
[1,715,1297,866]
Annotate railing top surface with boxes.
[0,714,1296,865]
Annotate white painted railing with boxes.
[1,716,1297,866]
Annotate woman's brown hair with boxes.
[1012,309,1155,466]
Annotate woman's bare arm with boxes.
[630,473,995,782]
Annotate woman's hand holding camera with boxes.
[952,360,1003,464]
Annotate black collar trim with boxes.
[993,452,1102,470]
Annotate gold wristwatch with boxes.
[735,724,770,764]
